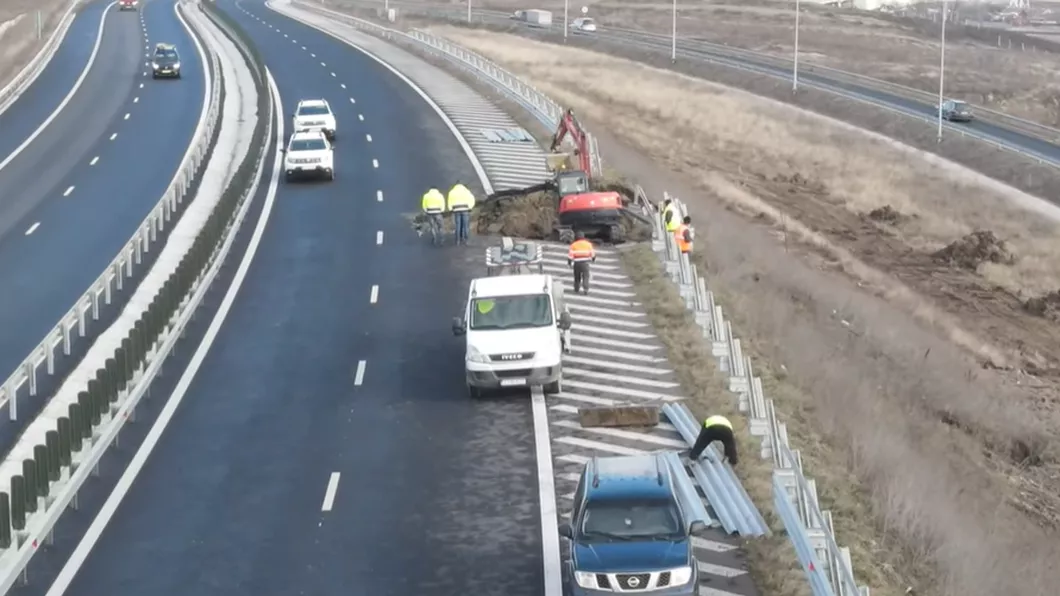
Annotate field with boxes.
[445,0,1060,127]
[0,0,73,92]
[415,27,1060,596]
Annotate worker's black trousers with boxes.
[691,425,738,466]
[572,261,590,293]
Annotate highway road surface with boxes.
[23,1,546,594]
[0,0,207,380]
[342,0,1060,164]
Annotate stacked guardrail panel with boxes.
[0,0,274,588]
[651,200,869,596]
[295,14,870,596]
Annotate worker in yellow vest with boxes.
[675,215,694,254]
[421,187,446,245]
[688,415,738,466]
[566,231,596,294]
[447,181,476,245]
[662,199,678,233]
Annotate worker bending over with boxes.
[675,215,694,254]
[447,181,476,246]
[688,415,738,467]
[421,187,446,245]
[567,231,596,294]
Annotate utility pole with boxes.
[792,0,800,92]
[937,0,947,143]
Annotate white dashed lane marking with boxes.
[24,222,40,236]
[123,113,130,120]
[365,134,372,142]
[321,472,340,512]
[109,133,117,141]
[369,285,379,304]
[90,156,99,166]
[372,159,378,169]
[376,231,383,245]
[63,186,75,197]
[376,190,383,202]
[353,360,366,386]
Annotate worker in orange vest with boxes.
[567,231,596,294]
[675,215,694,254]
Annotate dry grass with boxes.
[620,244,811,596]
[448,0,1060,126]
[0,0,73,91]
[418,27,1060,596]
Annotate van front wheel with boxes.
[544,378,562,395]
[467,383,483,399]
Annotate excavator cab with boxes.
[555,170,590,198]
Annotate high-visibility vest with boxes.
[703,415,732,431]
[447,184,475,212]
[422,189,445,213]
[676,224,693,253]
[568,239,595,262]
[664,204,678,232]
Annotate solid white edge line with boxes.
[0,2,118,174]
[321,472,340,511]
[43,69,285,596]
[265,3,564,591]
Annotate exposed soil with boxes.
[0,0,72,92]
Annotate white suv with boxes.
[283,130,334,182]
[291,99,336,140]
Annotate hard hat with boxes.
[575,231,587,240]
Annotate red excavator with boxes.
[484,108,651,244]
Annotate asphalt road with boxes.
[0,0,206,377]
[344,0,1060,163]
[43,1,546,593]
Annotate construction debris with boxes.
[578,404,661,428]
[932,230,1015,270]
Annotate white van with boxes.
[452,273,571,398]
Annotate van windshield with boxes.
[580,498,683,540]
[470,294,553,330]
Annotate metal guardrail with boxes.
[289,1,605,176]
[0,2,225,425]
[0,0,273,587]
[320,20,868,595]
[0,0,83,115]
[653,198,869,596]
[663,403,769,538]
[338,0,1060,168]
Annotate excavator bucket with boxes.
[546,152,575,172]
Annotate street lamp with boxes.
[467,0,471,23]
[937,0,948,143]
[671,0,677,62]
[792,0,800,92]
[564,0,569,41]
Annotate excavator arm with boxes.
[548,109,592,174]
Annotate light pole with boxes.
[467,0,471,23]
[792,0,800,92]
[671,0,677,62]
[564,0,569,41]
[937,0,948,143]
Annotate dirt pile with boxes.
[932,230,1016,270]
[1024,291,1060,320]
[866,205,904,224]
[471,180,654,242]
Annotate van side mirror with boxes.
[452,317,466,336]
[558,312,572,330]
[688,520,707,536]
[279,147,286,153]
[558,523,573,539]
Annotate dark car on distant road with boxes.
[940,99,973,122]
[151,43,181,79]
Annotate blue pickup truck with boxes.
[559,454,707,595]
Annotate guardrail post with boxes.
[0,492,10,549]
[62,319,71,356]
[125,245,134,278]
[10,477,25,531]
[57,417,72,468]
[86,379,102,427]
[76,300,86,337]
[45,431,60,482]
[114,261,123,292]
[46,338,55,375]
[70,401,86,451]
[22,460,37,514]
[91,288,100,321]
[24,361,35,398]
[34,445,49,498]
